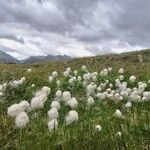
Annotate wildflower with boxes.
[49,76,53,83]
[52,71,58,78]
[15,112,29,128]
[129,75,136,83]
[65,110,79,125]
[41,86,51,96]
[48,108,59,120]
[67,97,78,109]
[114,109,122,118]
[27,68,32,73]
[48,119,58,131]
[95,125,102,132]
[116,132,121,137]
[125,102,132,108]
[74,70,78,76]
[19,101,30,111]
[51,101,60,110]
[7,104,22,117]
[87,96,95,106]
[62,91,71,102]
[56,90,62,99]
[77,76,82,82]
[119,75,124,81]
[119,68,124,74]
[31,84,35,87]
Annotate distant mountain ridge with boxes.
[0,50,20,64]
[0,50,71,64]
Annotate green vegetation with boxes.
[0,50,150,150]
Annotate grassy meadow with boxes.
[0,50,150,150]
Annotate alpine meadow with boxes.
[0,50,150,149]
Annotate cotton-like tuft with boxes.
[15,112,29,128]
[119,68,124,74]
[52,71,58,78]
[114,109,122,118]
[129,75,136,83]
[125,102,132,108]
[48,119,58,131]
[95,125,102,132]
[48,108,59,120]
[7,104,22,117]
[87,96,95,106]
[49,76,54,83]
[19,101,30,111]
[27,68,32,73]
[65,110,79,125]
[62,91,71,102]
[67,97,78,109]
[41,86,51,95]
[51,101,60,110]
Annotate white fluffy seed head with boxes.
[41,86,51,95]
[15,112,29,128]
[129,75,136,83]
[52,71,58,78]
[27,68,32,73]
[48,108,59,120]
[19,101,30,111]
[62,91,71,102]
[87,96,95,106]
[114,109,122,118]
[49,76,54,83]
[51,101,60,110]
[56,90,62,99]
[67,97,78,109]
[31,84,35,87]
[119,68,124,74]
[7,104,22,117]
[125,102,132,108]
[47,119,58,131]
[95,125,102,132]
[66,110,79,125]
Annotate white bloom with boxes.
[62,91,71,102]
[109,83,113,88]
[116,132,121,137]
[125,102,132,108]
[100,69,108,76]
[95,125,102,132]
[0,92,3,97]
[31,84,35,87]
[119,68,124,74]
[82,66,87,72]
[52,71,58,78]
[66,67,71,73]
[64,71,70,77]
[114,109,122,118]
[56,90,62,99]
[48,108,59,120]
[77,76,82,82]
[119,75,124,81]
[41,86,51,95]
[74,70,78,76]
[48,119,58,131]
[108,67,112,72]
[7,104,22,117]
[56,80,61,87]
[87,96,95,106]
[19,101,30,111]
[49,76,53,83]
[27,68,32,73]
[66,110,79,125]
[15,112,29,128]
[129,75,136,83]
[51,101,60,110]
[67,97,78,109]
[97,86,102,92]
[31,94,47,109]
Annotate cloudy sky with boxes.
[0,0,149,60]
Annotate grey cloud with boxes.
[0,0,149,59]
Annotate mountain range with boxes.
[0,50,70,64]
